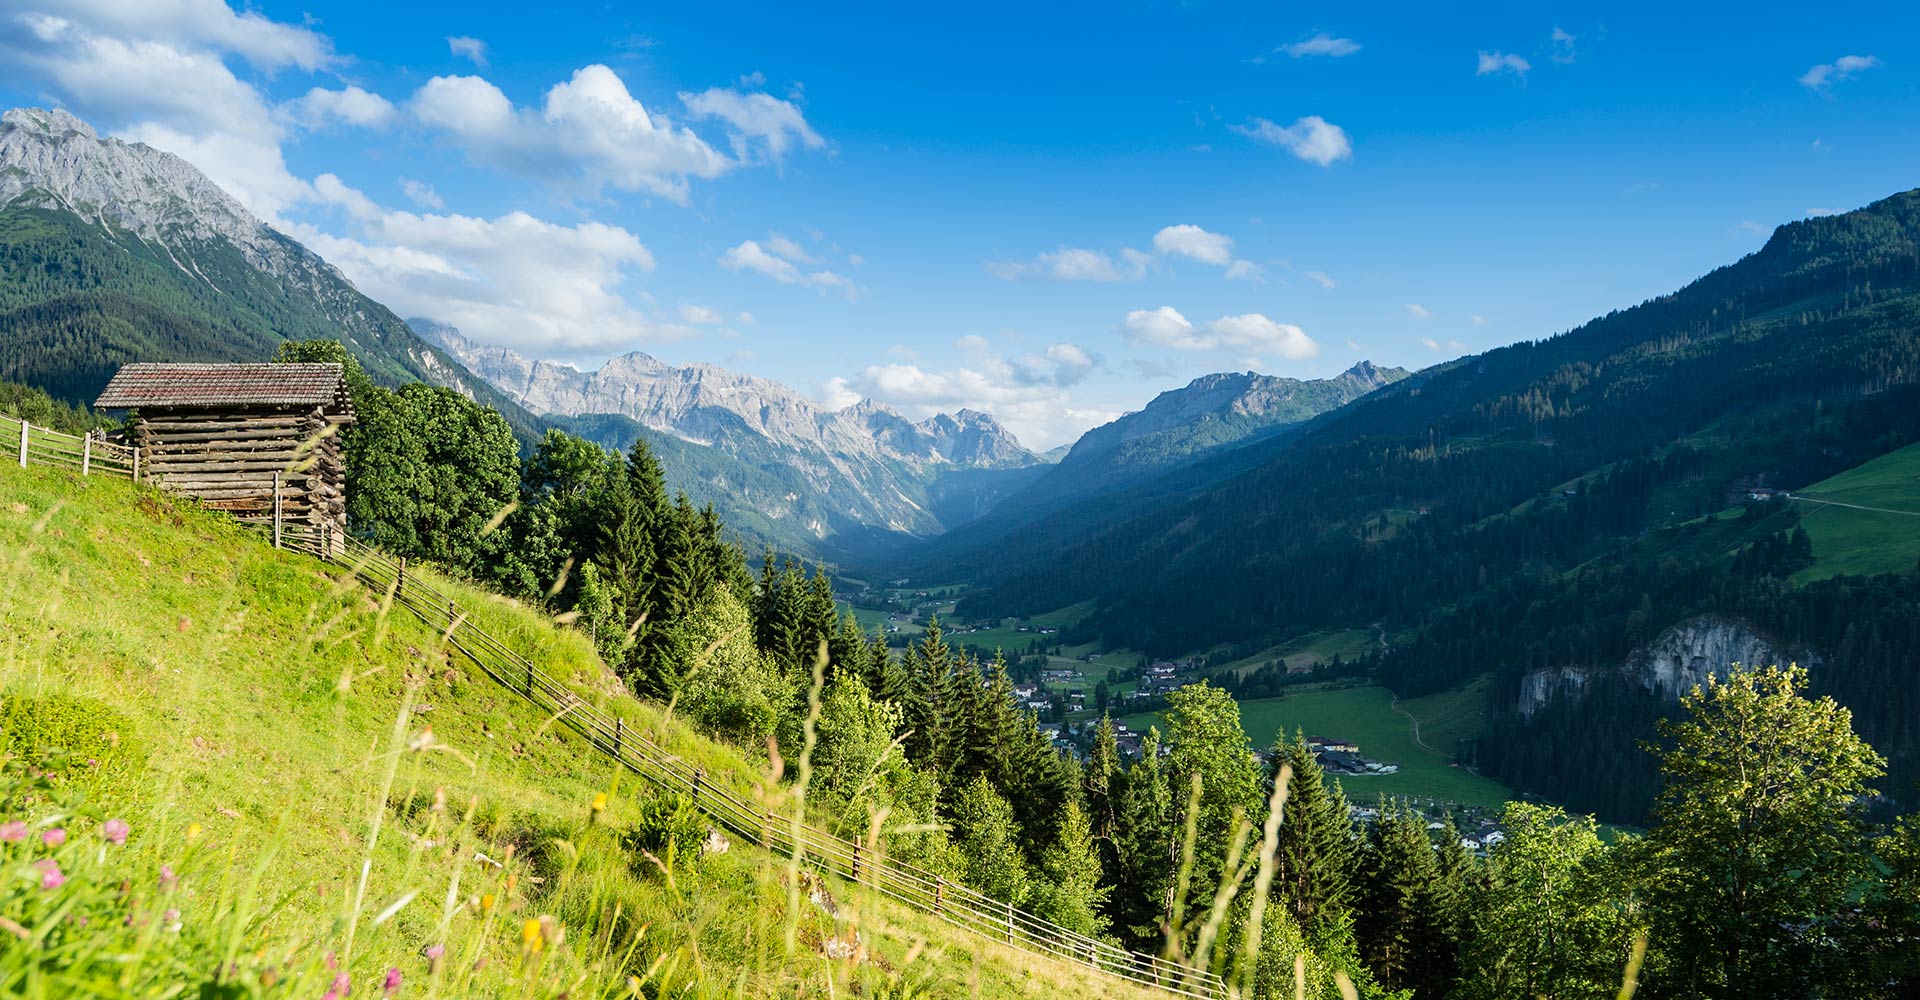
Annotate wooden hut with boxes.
[94,363,353,552]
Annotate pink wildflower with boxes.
[383,967,402,993]
[102,819,129,845]
[423,943,444,963]
[41,827,65,847]
[0,821,25,842]
[35,859,64,890]
[158,865,177,889]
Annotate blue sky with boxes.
[2,1,1917,448]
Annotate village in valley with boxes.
[842,582,1517,853]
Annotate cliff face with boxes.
[1519,614,1818,718]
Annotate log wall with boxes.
[132,405,348,552]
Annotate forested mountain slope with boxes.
[960,191,1920,818]
[0,107,542,439]
[887,362,1406,582]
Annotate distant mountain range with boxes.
[414,320,1049,556]
[0,102,1416,565]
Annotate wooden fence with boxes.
[2,408,1228,999]
[3,413,138,479]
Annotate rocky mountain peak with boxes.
[0,106,272,258]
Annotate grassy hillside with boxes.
[1792,440,1920,580]
[0,460,1158,998]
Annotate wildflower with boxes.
[36,859,65,890]
[539,914,564,949]
[590,792,608,814]
[478,892,496,912]
[383,967,402,993]
[322,971,351,1000]
[521,918,543,953]
[163,908,181,931]
[185,823,203,842]
[102,819,129,845]
[41,828,66,847]
[325,951,338,970]
[0,821,25,842]
[159,865,177,890]
[423,943,445,966]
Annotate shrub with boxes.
[624,791,708,875]
[0,692,145,790]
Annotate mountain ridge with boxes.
[0,106,545,438]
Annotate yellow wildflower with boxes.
[479,892,496,912]
[521,918,543,953]
[591,792,608,813]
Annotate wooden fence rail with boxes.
[2,409,1227,999]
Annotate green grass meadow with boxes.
[1791,440,1920,581]
[1119,683,1513,810]
[0,460,1162,999]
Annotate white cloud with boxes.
[1231,115,1352,166]
[1224,259,1263,281]
[1306,270,1337,289]
[409,65,742,202]
[1280,32,1360,58]
[1420,337,1442,351]
[679,304,726,325]
[292,178,682,358]
[680,84,825,161]
[1550,27,1576,63]
[1420,337,1467,352]
[1800,55,1878,92]
[764,232,818,264]
[826,337,1104,448]
[26,0,333,71]
[1152,224,1234,265]
[399,178,444,209]
[1122,306,1318,358]
[720,239,855,296]
[1471,313,1487,325]
[1736,220,1769,236]
[282,85,396,130]
[1476,51,1531,78]
[447,35,487,67]
[1405,303,1433,319]
[989,246,1153,283]
[1807,207,1841,217]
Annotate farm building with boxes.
[94,363,353,552]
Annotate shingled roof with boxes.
[94,363,351,410]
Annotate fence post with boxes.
[850,842,861,882]
[272,471,283,549]
[524,656,534,695]
[81,434,90,477]
[322,522,332,560]
[934,877,944,914]
[396,557,407,599]
[16,418,25,468]
[692,767,704,804]
[1007,899,1015,944]
[614,716,622,758]
[130,445,139,483]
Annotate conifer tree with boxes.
[1031,800,1111,936]
[1085,715,1121,844]
[1109,726,1174,948]
[1356,802,1461,999]
[1269,730,1360,942]
[950,775,1032,907]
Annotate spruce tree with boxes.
[1270,730,1359,940]
[1086,715,1121,844]
[1109,726,1174,949]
